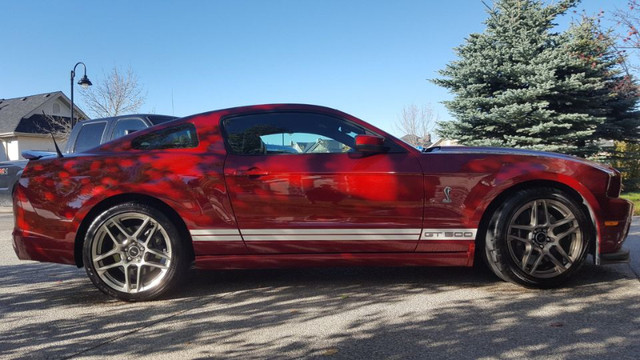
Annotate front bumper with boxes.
[598,197,633,264]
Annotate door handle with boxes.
[234,167,269,177]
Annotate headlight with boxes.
[607,171,622,198]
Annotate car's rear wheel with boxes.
[484,187,591,287]
[83,202,189,301]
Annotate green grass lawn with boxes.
[621,192,640,216]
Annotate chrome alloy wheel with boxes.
[506,199,584,278]
[91,212,172,293]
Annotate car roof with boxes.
[79,114,176,124]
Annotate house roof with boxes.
[401,134,420,143]
[0,91,87,134]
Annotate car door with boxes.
[222,111,424,254]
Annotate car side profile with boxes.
[12,104,633,301]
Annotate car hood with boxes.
[428,146,617,174]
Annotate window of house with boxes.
[52,103,60,114]
[132,124,198,150]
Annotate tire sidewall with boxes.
[83,202,187,301]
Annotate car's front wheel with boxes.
[83,202,189,301]
[484,187,592,287]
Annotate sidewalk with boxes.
[0,207,12,214]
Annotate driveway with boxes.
[1,212,639,359]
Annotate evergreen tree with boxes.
[433,0,639,156]
[566,17,640,143]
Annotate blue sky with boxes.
[0,0,626,137]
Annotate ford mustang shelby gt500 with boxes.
[13,104,633,301]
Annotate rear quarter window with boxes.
[132,124,199,150]
[75,122,107,152]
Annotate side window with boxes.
[111,119,147,140]
[223,113,368,155]
[132,124,198,150]
[74,122,107,153]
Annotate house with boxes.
[430,138,461,147]
[0,92,89,161]
[400,133,433,148]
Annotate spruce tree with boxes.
[565,18,640,143]
[433,0,639,156]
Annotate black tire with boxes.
[83,202,189,301]
[483,187,591,288]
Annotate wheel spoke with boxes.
[97,261,124,273]
[555,224,579,241]
[104,226,121,245]
[521,244,534,271]
[529,253,544,275]
[132,216,151,239]
[135,264,142,291]
[143,261,169,270]
[509,234,531,245]
[510,224,534,231]
[111,219,131,238]
[145,248,170,261]
[553,244,573,266]
[142,223,158,246]
[124,265,131,292]
[549,216,576,230]
[545,250,567,271]
[530,201,538,226]
[94,248,121,262]
[540,200,550,226]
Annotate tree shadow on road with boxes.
[0,262,638,359]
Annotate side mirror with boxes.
[355,135,388,154]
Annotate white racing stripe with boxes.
[190,229,240,236]
[192,235,244,242]
[242,234,420,241]
[188,228,477,242]
[240,228,422,235]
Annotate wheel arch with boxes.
[475,179,599,264]
[74,193,194,267]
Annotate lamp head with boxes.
[78,75,92,89]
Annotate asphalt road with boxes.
[1,212,639,360]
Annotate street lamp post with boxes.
[70,62,92,129]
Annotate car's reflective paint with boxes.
[12,104,632,270]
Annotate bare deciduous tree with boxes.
[36,111,72,139]
[80,66,146,118]
[396,104,437,146]
[614,1,640,71]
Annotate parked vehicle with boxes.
[0,114,177,204]
[62,114,177,154]
[12,104,633,301]
[0,160,27,205]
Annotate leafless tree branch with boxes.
[395,104,437,146]
[35,111,72,139]
[80,66,146,118]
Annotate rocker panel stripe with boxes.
[189,228,477,242]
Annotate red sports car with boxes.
[12,104,633,301]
